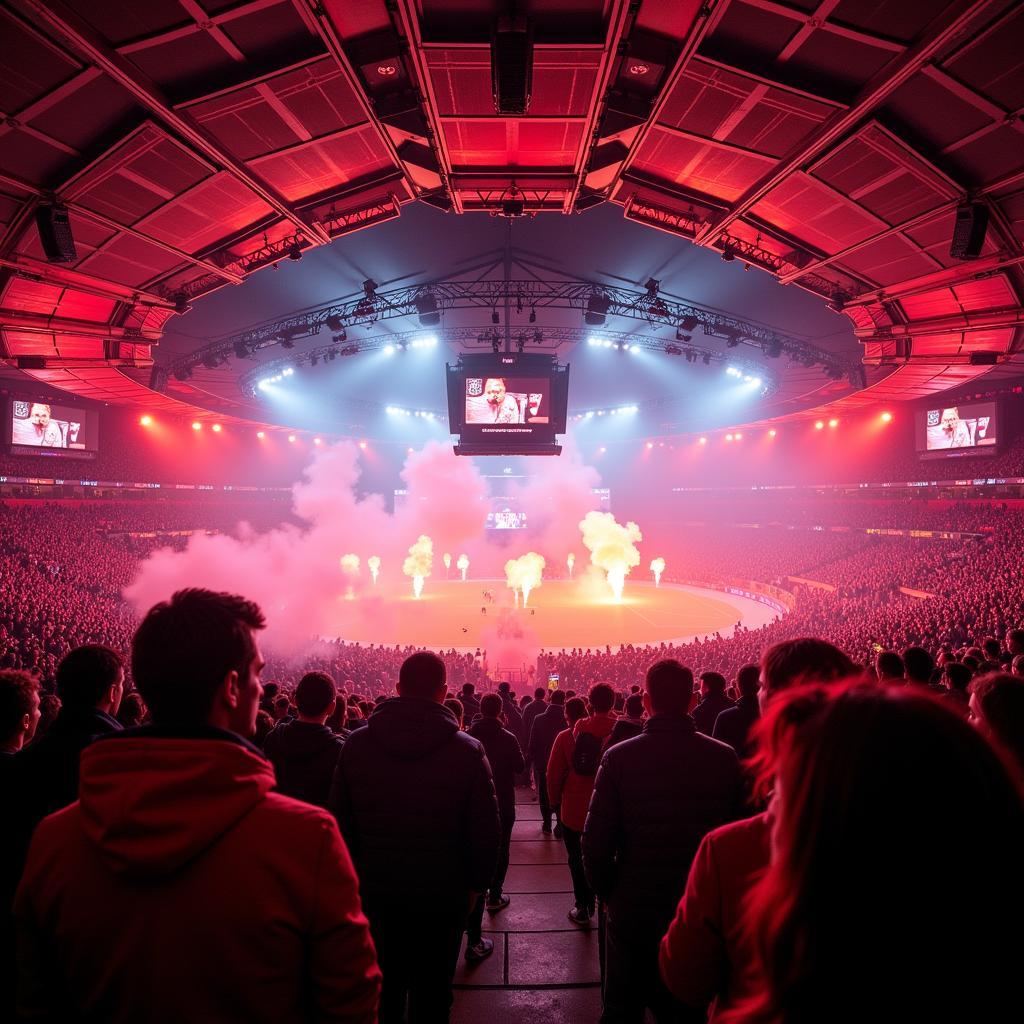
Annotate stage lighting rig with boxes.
[415,290,440,327]
[664,344,682,356]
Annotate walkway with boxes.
[452,786,603,1022]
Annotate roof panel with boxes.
[944,5,1024,110]
[0,8,80,112]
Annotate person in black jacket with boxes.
[583,659,743,1023]
[263,671,345,808]
[528,689,567,832]
[465,694,525,959]
[604,693,645,752]
[330,652,500,1024]
[691,670,736,735]
[712,663,762,757]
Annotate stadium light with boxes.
[256,431,265,439]
[815,421,825,430]
[383,345,395,355]
[768,429,777,437]
[725,433,734,441]
[881,411,893,423]
[288,434,296,443]
[698,436,707,445]
[829,418,839,428]
[313,437,322,445]
[211,423,222,433]
[192,421,202,431]
[734,432,743,440]
[359,441,368,450]
[139,415,152,427]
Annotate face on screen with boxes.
[30,404,51,428]
[484,379,506,406]
[940,408,960,436]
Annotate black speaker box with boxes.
[492,20,533,115]
[35,202,77,262]
[950,202,989,260]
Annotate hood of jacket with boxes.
[365,697,459,761]
[77,728,273,880]
[573,711,617,740]
[468,716,506,741]
[264,719,340,762]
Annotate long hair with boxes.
[730,683,1024,1024]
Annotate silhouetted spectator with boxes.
[940,662,972,717]
[15,588,380,1022]
[465,694,525,960]
[605,692,644,751]
[903,645,937,689]
[969,671,1024,780]
[263,670,345,808]
[444,696,465,729]
[460,682,480,721]
[584,660,743,1021]
[692,671,735,735]
[116,690,146,729]
[528,689,567,832]
[712,664,761,756]
[549,682,618,925]
[330,652,500,1023]
[875,649,905,683]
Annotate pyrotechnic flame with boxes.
[457,553,469,581]
[650,557,665,587]
[567,552,575,578]
[578,511,642,602]
[443,552,452,572]
[505,552,546,608]
[339,554,360,575]
[367,555,381,584]
[402,535,433,599]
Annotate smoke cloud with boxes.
[579,510,643,601]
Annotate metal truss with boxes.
[171,274,851,380]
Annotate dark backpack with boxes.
[572,731,603,777]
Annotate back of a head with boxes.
[443,697,464,726]
[751,683,1024,1020]
[296,671,336,717]
[262,681,279,701]
[132,589,264,728]
[1008,628,1024,653]
[736,664,760,700]
[480,693,502,718]
[700,671,727,697]
[534,687,546,701]
[645,660,693,716]
[943,662,972,694]
[56,644,123,711]
[497,681,511,695]
[565,697,587,725]
[550,689,566,707]
[461,682,475,696]
[624,693,644,719]
[398,651,446,700]
[760,637,856,697]
[0,669,39,743]
[902,645,935,684]
[970,672,1024,777]
[983,638,1002,660]
[589,682,615,714]
[875,650,904,680]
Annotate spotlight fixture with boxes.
[724,330,741,348]
[139,415,152,427]
[815,420,825,430]
[881,411,893,423]
[529,308,536,323]
[533,329,543,344]
[191,421,202,431]
[585,291,611,326]
[721,247,736,262]
[326,315,345,332]
[233,340,251,359]
[664,344,682,356]
[362,279,378,299]
[172,291,192,316]
[491,309,500,325]
[281,338,295,349]
[679,315,700,332]
[286,242,303,261]
[766,339,783,358]
[644,278,660,298]
[676,329,692,342]
[415,290,440,327]
[516,334,525,353]
[492,337,501,354]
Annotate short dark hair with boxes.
[56,644,124,710]
[550,689,566,706]
[761,638,856,696]
[398,651,446,699]
[944,662,972,694]
[902,646,935,684]
[534,687,546,700]
[443,697,464,725]
[296,671,336,716]
[700,671,728,696]
[624,693,644,718]
[589,682,615,714]
[646,660,693,715]
[565,697,587,725]
[876,651,904,679]
[461,682,475,695]
[983,638,1001,659]
[1007,629,1024,651]
[132,589,264,727]
[0,670,39,739]
[480,694,502,718]
[736,664,760,699]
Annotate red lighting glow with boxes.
[139,415,152,427]
[815,421,825,430]
[192,421,202,431]
[211,424,222,433]
[881,411,893,423]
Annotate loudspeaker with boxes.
[968,351,999,365]
[950,202,989,260]
[34,201,77,262]
[492,18,532,115]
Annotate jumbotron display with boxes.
[447,353,570,456]
[7,397,100,457]
[916,401,998,455]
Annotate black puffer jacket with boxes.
[528,704,566,768]
[468,716,524,824]
[329,697,500,908]
[582,714,744,939]
[263,720,344,808]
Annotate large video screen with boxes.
[447,353,569,454]
[8,397,100,456]
[916,401,998,454]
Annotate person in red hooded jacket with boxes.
[14,588,381,1024]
